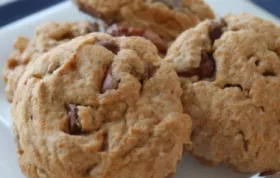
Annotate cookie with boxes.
[2,21,100,102]
[74,0,215,41]
[165,13,280,174]
[12,33,192,178]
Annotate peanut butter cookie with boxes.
[13,33,192,178]
[74,0,215,41]
[165,13,280,174]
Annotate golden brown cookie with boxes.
[165,13,280,174]
[3,21,100,102]
[74,0,215,41]
[12,33,192,178]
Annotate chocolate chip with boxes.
[58,32,74,41]
[255,60,260,66]
[65,104,81,135]
[108,25,168,54]
[209,20,226,43]
[101,64,120,94]
[178,52,216,79]
[100,132,108,152]
[142,30,168,54]
[263,71,276,77]
[77,2,103,19]
[143,61,157,80]
[199,52,216,78]
[224,84,243,91]
[259,170,277,177]
[97,41,120,54]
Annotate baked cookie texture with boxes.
[12,33,192,178]
[3,21,100,102]
[165,13,280,174]
[74,0,215,40]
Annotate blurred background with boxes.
[0,0,279,27]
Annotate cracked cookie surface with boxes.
[3,21,100,102]
[74,0,215,41]
[165,13,280,174]
[12,33,192,178]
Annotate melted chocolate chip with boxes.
[77,1,104,19]
[100,132,109,152]
[255,60,260,66]
[108,25,168,53]
[209,20,227,43]
[142,30,168,53]
[97,41,120,54]
[143,61,157,80]
[178,52,216,79]
[65,104,81,135]
[101,64,120,94]
[58,32,75,41]
[263,71,276,77]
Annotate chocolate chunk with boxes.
[97,41,120,54]
[143,61,157,80]
[77,1,103,19]
[177,67,197,78]
[109,25,129,36]
[259,170,277,177]
[101,64,120,93]
[178,52,215,79]
[199,52,216,78]
[66,104,81,135]
[142,30,168,54]
[100,132,108,152]
[255,60,260,66]
[263,71,276,77]
[108,25,168,53]
[58,32,74,41]
[209,20,226,43]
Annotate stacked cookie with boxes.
[3,0,280,178]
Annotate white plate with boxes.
[0,1,279,178]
